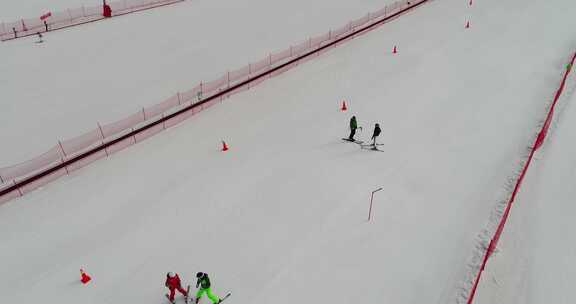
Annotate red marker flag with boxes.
[40,12,52,20]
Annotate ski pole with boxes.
[368,187,383,221]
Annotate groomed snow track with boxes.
[0,0,430,203]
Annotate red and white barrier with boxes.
[463,52,576,304]
[0,0,184,41]
[0,0,429,204]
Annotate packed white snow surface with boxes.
[0,0,96,21]
[0,0,389,166]
[1,1,576,304]
[474,73,576,304]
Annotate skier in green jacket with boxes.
[195,272,221,304]
[348,115,358,141]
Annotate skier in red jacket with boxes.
[165,272,188,303]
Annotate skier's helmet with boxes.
[168,272,176,278]
[376,123,380,127]
[196,272,204,278]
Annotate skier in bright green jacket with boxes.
[195,272,221,304]
[348,115,358,141]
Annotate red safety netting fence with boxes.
[464,52,576,304]
[0,0,430,204]
[0,0,184,41]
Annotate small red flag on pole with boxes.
[40,12,52,20]
[80,269,92,285]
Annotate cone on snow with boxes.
[393,46,397,54]
[341,101,348,111]
[80,269,92,285]
[221,140,229,152]
[465,21,470,28]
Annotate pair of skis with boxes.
[166,286,231,304]
[166,285,191,304]
[342,138,384,152]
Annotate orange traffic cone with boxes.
[341,101,347,111]
[80,269,91,285]
[221,140,229,152]
[465,21,470,28]
[393,46,397,54]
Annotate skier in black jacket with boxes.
[371,123,381,146]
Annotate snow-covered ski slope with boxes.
[1,1,576,304]
[0,0,96,20]
[474,71,576,303]
[0,0,389,166]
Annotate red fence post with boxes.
[269,54,272,78]
[97,122,109,157]
[58,140,67,157]
[61,157,70,174]
[248,64,252,89]
[14,180,23,196]
[97,122,105,140]
[58,140,70,174]
[199,82,203,100]
[226,72,231,98]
